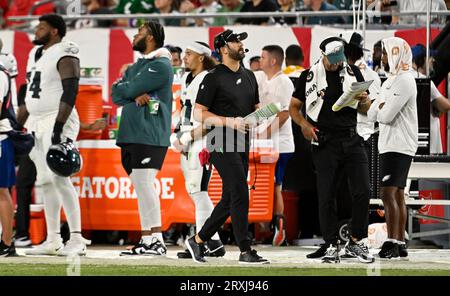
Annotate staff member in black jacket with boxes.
[185,29,269,265]
[289,37,374,264]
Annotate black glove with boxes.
[12,122,24,131]
[52,121,64,145]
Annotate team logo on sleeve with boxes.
[65,46,79,54]
[306,71,314,82]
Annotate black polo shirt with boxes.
[196,64,259,152]
[292,64,364,131]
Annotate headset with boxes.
[319,36,345,53]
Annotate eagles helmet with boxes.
[0,53,18,77]
[46,142,82,177]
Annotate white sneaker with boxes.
[25,237,64,256]
[57,237,91,257]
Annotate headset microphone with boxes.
[244,48,249,53]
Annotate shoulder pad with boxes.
[61,41,80,55]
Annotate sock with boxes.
[130,169,161,230]
[152,232,165,246]
[386,238,397,243]
[41,182,62,239]
[190,191,220,241]
[70,232,82,241]
[54,176,81,232]
[141,235,153,245]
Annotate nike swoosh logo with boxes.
[148,68,157,73]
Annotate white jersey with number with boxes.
[24,40,80,141]
[25,41,80,116]
[180,70,208,130]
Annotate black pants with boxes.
[15,154,36,238]
[198,151,251,252]
[312,132,370,244]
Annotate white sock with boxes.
[70,232,82,241]
[190,191,220,241]
[130,169,161,230]
[152,232,165,246]
[41,182,62,239]
[54,176,81,232]
[386,238,397,243]
[141,235,153,245]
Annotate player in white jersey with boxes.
[344,33,382,142]
[16,14,88,256]
[0,45,18,112]
[170,42,225,259]
[411,44,450,154]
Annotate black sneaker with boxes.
[14,236,32,248]
[120,238,166,256]
[177,249,192,259]
[147,238,167,255]
[239,249,269,265]
[0,241,17,257]
[398,244,408,259]
[306,244,328,259]
[378,241,400,260]
[322,244,340,263]
[185,236,206,263]
[344,239,375,263]
[205,239,226,257]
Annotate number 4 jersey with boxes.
[24,40,80,141]
[25,41,80,116]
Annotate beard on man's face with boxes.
[228,46,245,61]
[132,37,147,53]
[382,61,390,73]
[33,32,51,45]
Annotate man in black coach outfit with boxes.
[185,29,269,264]
[289,37,374,264]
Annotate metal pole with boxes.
[426,0,431,77]
[362,0,366,49]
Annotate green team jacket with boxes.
[112,56,173,147]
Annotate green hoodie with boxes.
[112,53,173,147]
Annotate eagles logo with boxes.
[65,46,79,54]
[306,71,314,82]
[346,66,355,76]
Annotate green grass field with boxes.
[1,264,450,276]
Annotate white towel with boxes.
[305,58,358,122]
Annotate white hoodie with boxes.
[367,37,418,156]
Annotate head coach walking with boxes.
[289,37,374,263]
[185,29,269,265]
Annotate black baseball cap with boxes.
[214,29,248,52]
[347,32,369,52]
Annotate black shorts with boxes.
[120,144,168,175]
[380,152,413,189]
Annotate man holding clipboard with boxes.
[289,36,374,264]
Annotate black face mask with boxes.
[133,37,147,53]
[33,32,51,46]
